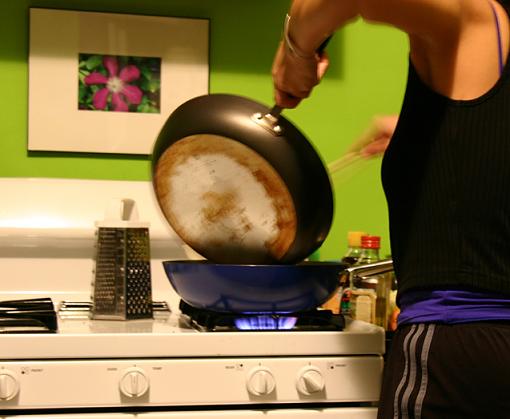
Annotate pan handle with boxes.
[338,258,394,288]
[252,106,284,136]
[347,258,393,278]
[268,105,283,119]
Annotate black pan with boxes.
[162,260,347,313]
[152,94,333,265]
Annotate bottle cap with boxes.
[347,231,367,247]
[361,235,381,249]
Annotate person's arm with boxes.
[284,1,359,56]
[272,0,494,108]
[272,1,358,108]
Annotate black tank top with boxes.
[381,56,510,298]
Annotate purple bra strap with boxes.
[489,1,505,75]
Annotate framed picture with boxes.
[28,8,209,154]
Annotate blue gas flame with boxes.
[234,315,298,330]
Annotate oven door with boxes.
[0,408,378,418]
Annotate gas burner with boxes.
[179,300,345,332]
[0,298,57,333]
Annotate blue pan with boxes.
[162,260,347,313]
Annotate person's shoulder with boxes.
[358,0,485,40]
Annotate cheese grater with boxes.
[91,199,153,320]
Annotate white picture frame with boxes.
[28,8,209,154]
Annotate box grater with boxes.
[91,199,153,320]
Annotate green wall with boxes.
[0,0,408,259]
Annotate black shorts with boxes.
[377,322,510,419]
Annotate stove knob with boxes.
[0,370,19,401]
[246,367,276,396]
[119,367,149,398]
[296,366,325,395]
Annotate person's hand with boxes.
[328,114,398,176]
[272,41,329,109]
[348,115,399,157]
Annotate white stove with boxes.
[0,178,384,418]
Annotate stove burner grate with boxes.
[57,300,171,319]
[0,298,57,333]
[179,300,345,332]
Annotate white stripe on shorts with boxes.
[392,323,436,419]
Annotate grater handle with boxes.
[105,198,139,222]
[96,199,149,229]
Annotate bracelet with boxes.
[283,14,316,59]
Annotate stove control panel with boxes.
[0,356,383,409]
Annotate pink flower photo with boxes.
[78,54,161,113]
